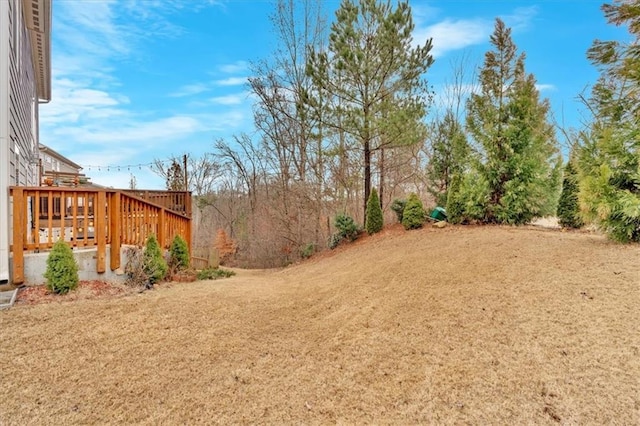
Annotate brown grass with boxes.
[1,225,639,424]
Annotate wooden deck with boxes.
[10,187,192,285]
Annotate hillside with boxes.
[1,225,639,424]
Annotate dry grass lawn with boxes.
[1,225,639,424]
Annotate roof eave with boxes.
[22,0,52,102]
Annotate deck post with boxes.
[158,207,166,248]
[11,188,25,285]
[109,192,121,271]
[96,191,107,273]
[186,191,192,217]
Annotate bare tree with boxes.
[151,153,222,196]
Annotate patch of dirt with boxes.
[1,225,639,424]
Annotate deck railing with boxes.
[121,190,192,217]
[9,187,191,285]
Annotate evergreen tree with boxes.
[578,1,640,242]
[446,170,490,224]
[427,110,470,206]
[402,193,426,230]
[143,234,168,285]
[307,0,434,218]
[169,235,190,271]
[166,159,185,191]
[44,240,79,294]
[557,161,584,229]
[365,187,383,234]
[465,18,560,225]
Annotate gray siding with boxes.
[8,0,39,187]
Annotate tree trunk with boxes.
[379,148,385,209]
[364,141,371,220]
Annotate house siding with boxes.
[1,0,42,282]
[8,0,39,187]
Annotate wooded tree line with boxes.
[154,0,640,267]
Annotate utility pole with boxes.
[183,154,188,191]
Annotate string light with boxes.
[80,159,174,172]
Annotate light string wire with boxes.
[80,158,174,172]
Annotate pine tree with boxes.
[307,0,434,218]
[557,161,584,229]
[465,18,560,225]
[578,1,640,242]
[365,187,383,234]
[427,110,470,207]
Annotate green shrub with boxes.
[334,213,359,241]
[365,188,384,235]
[446,174,465,224]
[328,233,342,250]
[197,267,235,280]
[143,234,168,285]
[390,199,407,223]
[169,235,190,272]
[557,161,583,229]
[446,172,490,224]
[328,213,359,249]
[402,193,426,230]
[44,239,79,294]
[300,243,315,259]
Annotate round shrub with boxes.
[365,188,384,235]
[334,213,359,241]
[402,193,426,230]
[143,234,168,285]
[169,234,190,272]
[44,239,79,294]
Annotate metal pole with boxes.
[183,154,188,191]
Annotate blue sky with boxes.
[40,0,629,189]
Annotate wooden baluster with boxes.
[96,191,106,273]
[110,192,121,271]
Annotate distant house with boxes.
[39,143,82,176]
[39,143,94,187]
[0,0,52,283]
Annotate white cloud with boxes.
[536,83,556,92]
[169,83,211,97]
[51,116,204,145]
[41,78,128,125]
[502,6,539,32]
[413,5,539,59]
[415,18,492,58]
[219,61,249,74]
[214,77,248,87]
[208,93,247,105]
[411,4,442,23]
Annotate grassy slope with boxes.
[1,225,639,424]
